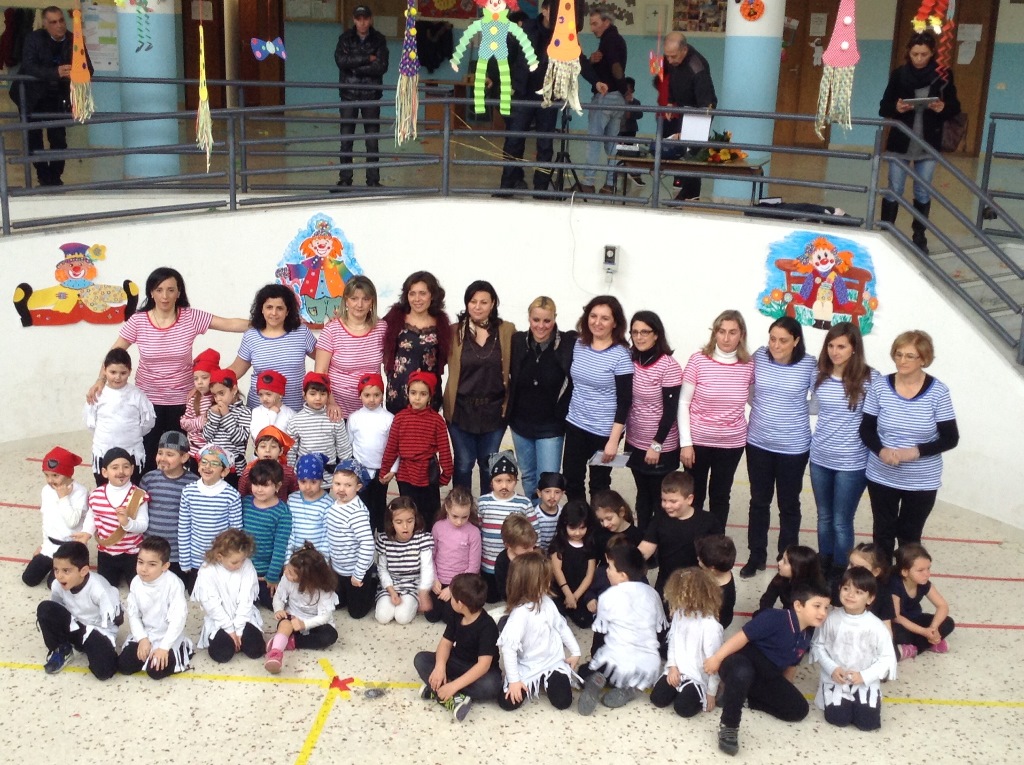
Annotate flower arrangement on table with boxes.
[695,130,749,163]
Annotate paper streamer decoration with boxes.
[814,0,859,139]
[451,0,537,116]
[541,0,582,114]
[913,0,955,82]
[251,37,287,60]
[70,9,93,122]
[395,0,419,145]
[196,24,213,171]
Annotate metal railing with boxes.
[978,112,1024,236]
[2,73,1022,360]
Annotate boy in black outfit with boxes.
[618,77,646,187]
[639,472,716,595]
[697,533,737,628]
[704,581,831,756]
[414,573,503,722]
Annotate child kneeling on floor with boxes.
[414,573,502,722]
[704,581,831,756]
[266,543,340,673]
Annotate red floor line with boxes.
[724,523,1002,546]
[0,502,35,509]
[732,611,1021,629]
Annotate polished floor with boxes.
[4,428,1023,765]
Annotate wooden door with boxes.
[774,0,834,147]
[183,1,226,109]
[238,0,285,108]
[889,0,999,156]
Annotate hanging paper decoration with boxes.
[251,37,287,61]
[913,0,955,82]
[451,0,537,116]
[70,8,94,122]
[196,24,213,171]
[541,0,582,114]
[814,0,859,139]
[395,0,419,145]
[740,0,765,22]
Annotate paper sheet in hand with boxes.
[588,451,630,467]
[679,113,713,143]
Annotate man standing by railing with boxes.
[13,6,91,187]
[335,5,389,189]
[576,6,627,195]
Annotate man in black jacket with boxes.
[334,5,389,188]
[15,6,88,186]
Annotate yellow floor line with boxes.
[294,659,344,765]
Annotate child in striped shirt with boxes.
[327,459,376,619]
[180,349,220,466]
[238,426,299,501]
[85,447,150,588]
[202,368,250,483]
[478,451,538,602]
[287,372,352,479]
[141,431,198,586]
[375,497,434,625]
[242,459,293,609]
[178,445,243,592]
[287,453,333,561]
[534,471,566,553]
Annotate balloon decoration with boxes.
[814,0,859,139]
[540,0,582,114]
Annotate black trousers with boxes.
[563,422,617,503]
[339,102,382,184]
[257,579,274,610]
[168,562,194,593]
[866,480,939,561]
[413,650,503,701]
[334,568,377,619]
[292,624,339,649]
[650,675,704,717]
[36,600,118,680]
[892,613,955,652]
[360,477,390,534]
[98,551,138,589]
[687,444,744,534]
[553,592,596,629]
[499,99,558,190]
[144,404,187,474]
[208,623,265,663]
[397,481,439,532]
[27,95,68,185]
[118,641,184,680]
[498,670,573,710]
[425,587,454,624]
[745,445,810,566]
[482,572,500,604]
[823,693,882,730]
[23,554,54,587]
[718,643,808,728]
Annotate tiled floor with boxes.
[5,428,1023,764]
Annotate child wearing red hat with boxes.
[180,349,221,465]
[202,369,250,485]
[286,372,353,481]
[239,425,300,501]
[380,371,454,530]
[347,372,395,533]
[23,447,92,588]
[249,369,296,441]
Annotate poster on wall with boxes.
[418,0,479,20]
[672,0,726,33]
[756,231,879,334]
[83,2,119,72]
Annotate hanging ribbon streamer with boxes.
[540,0,582,114]
[395,0,419,145]
[814,0,859,139]
[196,23,213,171]
[913,0,955,82]
[70,8,94,122]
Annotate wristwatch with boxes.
[650,442,662,453]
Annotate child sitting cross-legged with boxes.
[493,514,538,603]
[118,536,194,680]
[414,573,503,722]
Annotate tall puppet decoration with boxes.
[814,0,859,139]
[196,18,213,171]
[541,0,582,114]
[70,8,94,122]
[395,0,419,145]
[451,0,537,116]
[913,0,955,82]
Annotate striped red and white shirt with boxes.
[627,354,683,450]
[119,308,213,405]
[316,320,387,419]
[86,483,151,556]
[680,351,754,449]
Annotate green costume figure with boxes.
[451,0,538,115]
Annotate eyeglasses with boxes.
[893,352,920,361]
[630,329,654,338]
[200,459,224,468]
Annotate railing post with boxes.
[1018,313,1024,366]
[17,80,32,189]
[651,115,663,209]
[441,94,451,197]
[976,118,997,229]
[0,137,11,235]
[227,114,237,211]
[866,126,883,229]
[237,88,249,194]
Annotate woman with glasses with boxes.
[624,311,681,534]
[859,330,958,560]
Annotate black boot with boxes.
[880,199,899,224]
[912,200,931,254]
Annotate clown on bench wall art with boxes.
[757,230,879,334]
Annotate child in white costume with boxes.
[811,566,897,730]
[578,544,667,714]
[23,447,91,587]
[497,551,581,711]
[84,348,155,483]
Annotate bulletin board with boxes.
[284,0,340,22]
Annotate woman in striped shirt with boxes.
[859,330,958,560]
[562,296,633,503]
[625,311,681,534]
[677,310,753,536]
[314,275,387,420]
[88,268,249,473]
[741,316,817,579]
[810,323,874,578]
[229,283,316,412]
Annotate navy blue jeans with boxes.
[810,462,867,566]
[448,422,506,495]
